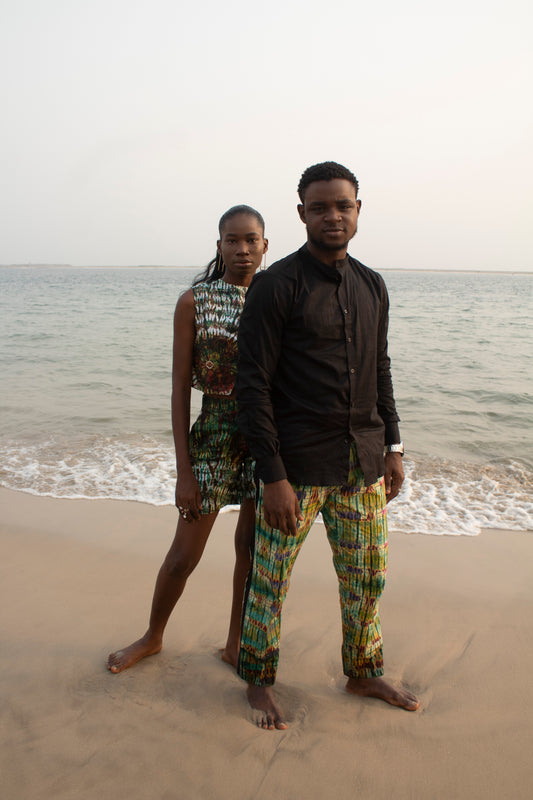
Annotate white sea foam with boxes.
[387,459,532,535]
[1,439,531,534]
[0,436,176,506]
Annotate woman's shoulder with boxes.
[177,286,194,304]
[174,287,194,317]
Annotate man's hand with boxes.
[263,479,304,536]
[384,452,404,502]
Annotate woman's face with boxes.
[217,213,268,285]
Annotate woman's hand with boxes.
[175,470,202,522]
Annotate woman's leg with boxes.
[221,497,255,667]
[106,511,218,673]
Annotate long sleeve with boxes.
[375,281,401,445]
[236,270,293,483]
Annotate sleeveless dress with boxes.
[188,279,255,514]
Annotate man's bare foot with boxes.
[106,633,162,674]
[346,676,420,711]
[246,684,287,730]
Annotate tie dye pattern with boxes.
[239,444,388,685]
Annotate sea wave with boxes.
[0,434,176,506]
[1,436,531,535]
[386,458,532,535]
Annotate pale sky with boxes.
[1,0,531,270]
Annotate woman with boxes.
[106,205,268,673]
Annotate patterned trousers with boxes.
[238,446,388,686]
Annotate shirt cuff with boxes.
[256,454,288,484]
[384,421,401,445]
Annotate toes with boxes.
[395,690,420,710]
[260,717,285,730]
[253,711,286,730]
[106,654,126,674]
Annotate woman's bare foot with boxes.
[219,647,238,669]
[106,632,163,674]
[246,684,287,730]
[345,676,420,711]
[220,635,241,669]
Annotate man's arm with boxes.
[237,270,303,534]
[237,270,289,482]
[376,279,404,501]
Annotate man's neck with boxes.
[306,240,348,267]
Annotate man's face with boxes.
[297,178,361,260]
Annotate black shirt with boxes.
[236,245,401,486]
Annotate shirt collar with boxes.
[299,244,350,282]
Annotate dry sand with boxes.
[1,486,532,799]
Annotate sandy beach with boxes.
[1,486,532,800]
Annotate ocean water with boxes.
[0,266,531,536]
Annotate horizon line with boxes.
[1,263,532,275]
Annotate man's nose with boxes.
[237,241,250,252]
[324,206,341,221]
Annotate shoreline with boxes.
[2,264,532,274]
[1,487,532,799]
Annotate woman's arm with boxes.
[171,288,202,518]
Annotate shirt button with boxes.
[344,308,349,315]
[350,368,355,374]
[347,336,352,342]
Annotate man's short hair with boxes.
[297,161,359,202]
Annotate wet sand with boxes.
[1,487,532,799]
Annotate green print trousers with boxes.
[239,445,388,686]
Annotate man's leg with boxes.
[322,452,419,710]
[322,473,388,678]
[239,483,325,728]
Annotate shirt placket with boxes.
[337,274,358,427]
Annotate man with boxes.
[236,161,420,730]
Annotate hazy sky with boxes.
[1,0,531,270]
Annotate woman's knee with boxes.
[162,549,200,579]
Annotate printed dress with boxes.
[188,279,255,513]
